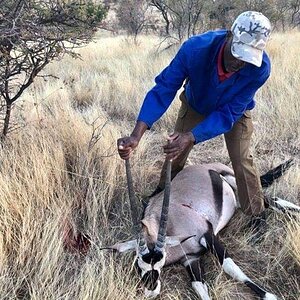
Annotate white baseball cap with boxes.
[231,11,271,67]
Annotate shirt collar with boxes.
[217,41,235,78]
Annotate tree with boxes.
[0,0,108,140]
[289,0,300,27]
[273,0,290,31]
[150,0,171,36]
[150,0,205,42]
[206,0,238,29]
[238,0,277,23]
[116,0,150,42]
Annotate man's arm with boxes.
[162,69,270,160]
[118,40,191,160]
[136,40,191,129]
[191,78,269,144]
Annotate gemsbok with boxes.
[105,159,299,299]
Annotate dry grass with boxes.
[0,32,299,299]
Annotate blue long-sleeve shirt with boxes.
[137,30,271,144]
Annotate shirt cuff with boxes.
[136,118,151,129]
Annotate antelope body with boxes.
[142,163,237,264]
[108,160,299,300]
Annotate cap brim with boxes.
[231,42,263,67]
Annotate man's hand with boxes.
[117,136,140,160]
[117,121,148,160]
[163,132,195,160]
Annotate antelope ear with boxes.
[100,239,137,253]
[166,235,196,247]
[141,219,158,240]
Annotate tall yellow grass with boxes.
[0,31,299,299]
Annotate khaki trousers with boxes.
[158,91,264,216]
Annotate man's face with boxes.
[223,37,246,73]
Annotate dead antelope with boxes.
[106,159,298,299]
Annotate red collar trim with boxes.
[217,42,235,80]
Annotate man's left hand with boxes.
[163,132,195,160]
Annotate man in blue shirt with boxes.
[117,12,271,234]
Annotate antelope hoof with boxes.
[263,292,277,300]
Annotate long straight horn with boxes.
[125,159,149,255]
[155,158,172,252]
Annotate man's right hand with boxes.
[117,136,140,160]
[117,121,148,160]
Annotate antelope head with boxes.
[107,218,189,298]
[105,159,174,298]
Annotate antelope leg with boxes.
[182,256,211,300]
[202,231,277,300]
[266,197,300,213]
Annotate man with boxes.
[117,11,271,233]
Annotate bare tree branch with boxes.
[0,0,108,141]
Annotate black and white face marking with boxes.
[136,248,166,297]
[141,269,160,290]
